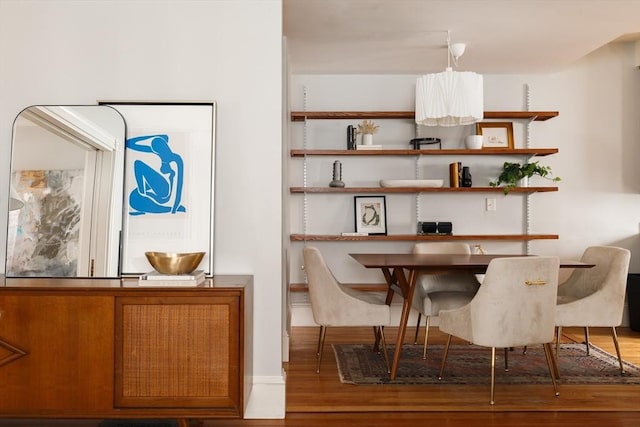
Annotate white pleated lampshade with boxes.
[415,69,484,126]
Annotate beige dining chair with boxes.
[410,242,481,358]
[438,256,560,405]
[302,246,391,373]
[555,246,631,375]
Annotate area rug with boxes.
[332,343,640,385]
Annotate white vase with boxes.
[465,135,483,149]
[362,133,374,145]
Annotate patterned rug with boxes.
[333,343,640,385]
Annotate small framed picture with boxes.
[476,122,514,149]
[354,196,387,235]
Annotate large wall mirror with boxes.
[6,105,125,277]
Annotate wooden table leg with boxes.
[176,418,190,427]
[390,268,417,380]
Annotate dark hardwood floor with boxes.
[1,326,639,426]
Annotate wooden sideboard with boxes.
[0,275,253,425]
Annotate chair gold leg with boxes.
[316,325,324,356]
[543,342,560,397]
[555,326,562,365]
[438,334,452,380]
[611,326,625,374]
[422,316,431,359]
[503,347,509,371]
[316,326,327,374]
[490,347,496,405]
[584,326,590,355]
[414,313,422,344]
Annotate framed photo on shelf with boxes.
[476,121,514,149]
[354,196,387,235]
[98,101,216,275]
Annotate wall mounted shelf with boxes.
[290,110,559,122]
[291,148,558,157]
[290,234,558,242]
[290,186,558,194]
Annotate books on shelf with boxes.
[138,269,206,286]
[355,144,383,150]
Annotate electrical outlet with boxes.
[486,198,496,211]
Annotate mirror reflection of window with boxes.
[6,106,125,277]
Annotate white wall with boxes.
[0,0,284,418]
[288,41,640,325]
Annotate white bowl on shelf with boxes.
[379,179,444,188]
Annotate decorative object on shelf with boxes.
[357,120,379,146]
[490,161,561,194]
[409,137,441,150]
[144,251,205,275]
[465,134,483,149]
[329,160,345,187]
[417,221,452,235]
[415,30,483,127]
[461,166,472,187]
[138,269,206,286]
[354,195,387,235]
[379,179,443,188]
[448,162,461,187]
[417,221,437,235]
[347,125,356,150]
[437,222,453,234]
[476,121,515,149]
[355,144,382,150]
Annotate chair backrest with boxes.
[468,256,560,348]
[412,242,478,293]
[302,246,389,327]
[558,246,631,324]
[412,242,471,255]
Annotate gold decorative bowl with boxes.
[144,251,205,275]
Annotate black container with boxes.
[627,274,640,332]
[461,166,472,187]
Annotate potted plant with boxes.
[357,119,379,145]
[490,161,561,194]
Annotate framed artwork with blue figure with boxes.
[99,101,215,275]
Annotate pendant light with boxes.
[415,31,483,127]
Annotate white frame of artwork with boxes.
[100,101,216,275]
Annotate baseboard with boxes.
[243,372,286,419]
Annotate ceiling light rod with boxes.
[446,30,466,69]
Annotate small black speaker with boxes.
[436,222,453,234]
[417,221,437,235]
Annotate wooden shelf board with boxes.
[290,234,559,242]
[291,148,558,157]
[291,111,559,122]
[290,186,558,194]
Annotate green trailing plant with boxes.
[490,161,561,194]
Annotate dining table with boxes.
[349,252,595,380]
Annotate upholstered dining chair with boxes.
[438,256,560,405]
[555,246,631,375]
[302,246,391,373]
[410,242,481,359]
